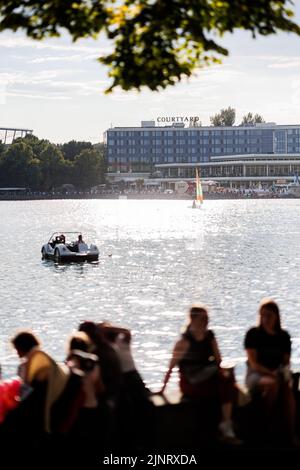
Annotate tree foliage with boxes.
[0,1,299,92]
[241,112,265,125]
[0,137,106,190]
[210,107,236,126]
[60,140,93,161]
[73,148,104,189]
[0,142,37,187]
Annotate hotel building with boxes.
[105,120,300,188]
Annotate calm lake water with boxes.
[1,199,300,388]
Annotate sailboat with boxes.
[192,167,203,208]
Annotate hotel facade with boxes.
[105,120,300,188]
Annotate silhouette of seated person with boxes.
[63,332,105,446]
[4,331,69,439]
[74,234,86,252]
[98,322,155,449]
[160,304,240,443]
[244,298,296,444]
[52,235,63,248]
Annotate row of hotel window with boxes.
[108,147,300,155]
[108,129,300,137]
[108,138,270,145]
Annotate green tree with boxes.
[0,142,40,187]
[241,112,265,125]
[210,107,236,126]
[0,1,299,92]
[93,143,106,179]
[73,148,105,189]
[39,144,66,190]
[15,134,50,158]
[60,140,93,161]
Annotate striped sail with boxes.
[196,168,203,204]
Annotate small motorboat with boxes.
[41,232,99,262]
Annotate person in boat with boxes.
[159,304,240,443]
[73,234,85,251]
[244,298,295,441]
[54,235,61,246]
[76,234,85,245]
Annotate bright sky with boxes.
[1,4,300,144]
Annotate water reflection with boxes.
[1,199,300,387]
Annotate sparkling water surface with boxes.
[1,199,300,388]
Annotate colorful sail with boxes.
[195,168,203,204]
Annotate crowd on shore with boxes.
[0,187,295,201]
[0,298,299,457]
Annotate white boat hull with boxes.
[41,242,99,262]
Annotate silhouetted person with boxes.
[244,298,295,443]
[160,304,240,443]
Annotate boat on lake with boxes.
[41,232,99,262]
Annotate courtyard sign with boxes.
[157,116,200,123]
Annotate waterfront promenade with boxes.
[0,191,295,201]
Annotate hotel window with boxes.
[274,130,287,153]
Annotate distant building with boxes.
[105,120,300,188]
[0,127,33,144]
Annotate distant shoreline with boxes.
[0,193,297,201]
